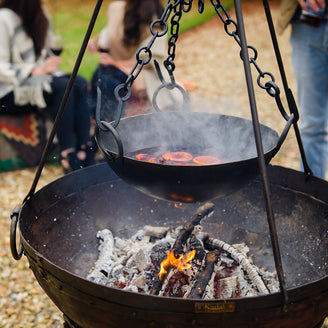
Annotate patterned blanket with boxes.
[0,112,47,170]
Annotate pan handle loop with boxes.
[10,206,23,260]
[95,85,128,131]
[95,120,124,162]
[272,113,294,157]
[95,85,125,162]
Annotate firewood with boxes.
[150,203,214,296]
[187,250,220,299]
[173,202,215,257]
[201,235,270,295]
[87,229,115,285]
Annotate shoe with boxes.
[60,151,81,174]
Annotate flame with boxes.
[158,250,196,281]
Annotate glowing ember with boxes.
[174,203,187,209]
[193,155,221,165]
[158,250,196,281]
[170,194,195,203]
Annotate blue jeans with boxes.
[290,20,328,179]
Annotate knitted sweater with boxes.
[0,8,52,109]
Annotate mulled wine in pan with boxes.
[127,146,223,165]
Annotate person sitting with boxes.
[0,0,95,173]
[88,0,185,122]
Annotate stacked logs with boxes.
[88,203,275,298]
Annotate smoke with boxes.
[106,108,279,163]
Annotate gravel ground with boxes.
[1,0,327,327]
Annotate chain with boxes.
[210,0,291,122]
[96,0,192,129]
[114,0,205,100]
[98,0,291,130]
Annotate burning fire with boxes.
[158,250,196,281]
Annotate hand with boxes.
[87,37,99,54]
[32,56,61,76]
[99,52,116,66]
[298,0,325,12]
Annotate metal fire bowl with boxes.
[96,112,280,203]
[17,164,328,328]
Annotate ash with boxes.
[87,225,279,298]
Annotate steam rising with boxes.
[101,109,279,162]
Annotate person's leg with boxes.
[44,75,82,172]
[44,75,76,151]
[71,74,95,166]
[0,93,38,114]
[71,75,92,147]
[290,21,328,179]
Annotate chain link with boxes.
[210,0,290,120]
[100,0,291,130]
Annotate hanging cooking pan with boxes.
[95,110,290,203]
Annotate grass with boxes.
[47,0,233,81]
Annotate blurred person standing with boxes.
[88,0,184,122]
[278,0,328,179]
[0,0,95,173]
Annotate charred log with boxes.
[162,271,190,297]
[201,235,270,295]
[173,202,214,257]
[150,203,214,295]
[187,250,220,299]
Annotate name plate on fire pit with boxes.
[195,302,236,313]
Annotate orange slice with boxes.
[162,152,193,162]
[193,155,221,165]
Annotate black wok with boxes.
[15,163,328,328]
[96,111,282,203]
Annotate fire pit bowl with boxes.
[96,111,281,203]
[15,163,328,328]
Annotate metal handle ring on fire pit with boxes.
[10,206,23,260]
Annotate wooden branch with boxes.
[187,250,220,299]
[202,235,270,295]
[173,202,215,257]
[150,203,215,296]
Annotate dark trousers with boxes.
[90,64,128,122]
[0,74,91,151]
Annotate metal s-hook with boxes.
[152,60,190,112]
